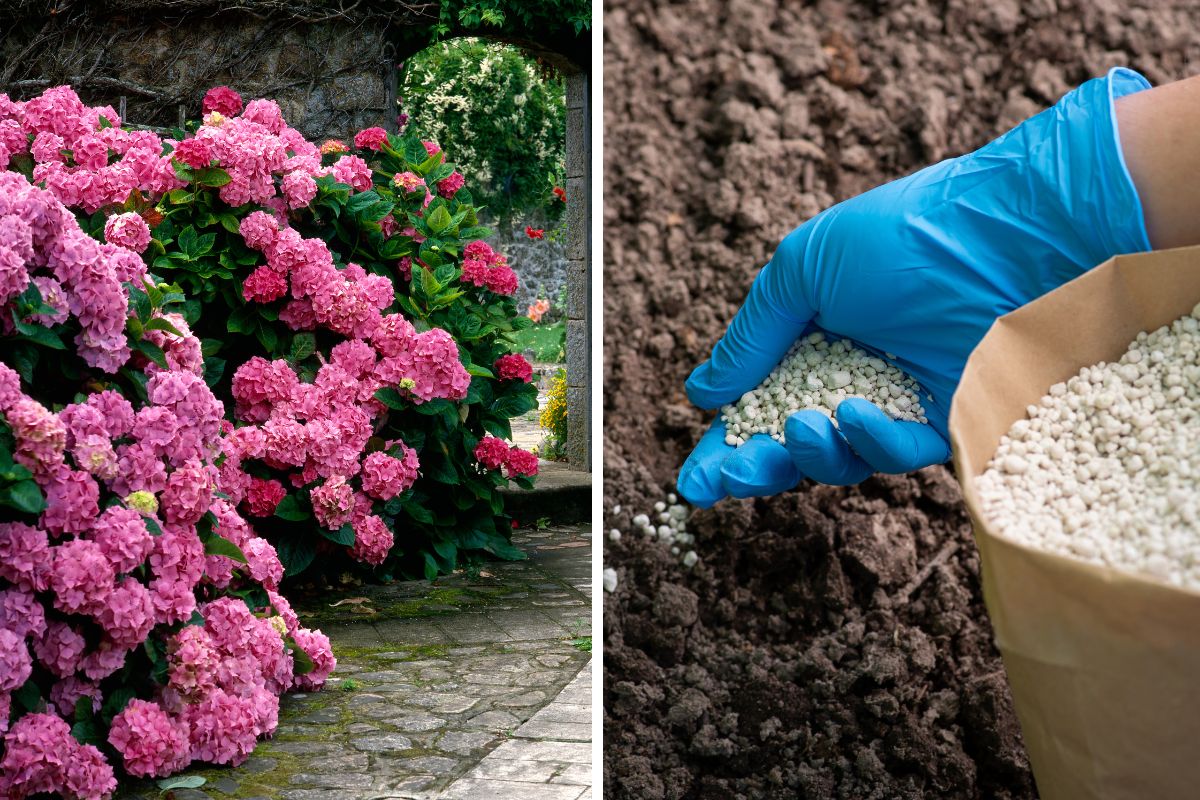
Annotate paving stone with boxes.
[380,712,447,731]
[352,733,413,752]
[240,756,277,774]
[436,730,496,755]
[269,741,345,755]
[465,758,561,782]
[488,740,591,764]
[437,779,586,799]
[528,703,590,724]
[514,719,591,741]
[405,755,461,773]
[289,772,374,788]
[407,692,478,713]
[551,764,593,785]
[348,723,380,733]
[495,690,548,707]
[464,710,522,730]
[208,776,240,794]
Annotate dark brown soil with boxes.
[602,2,1200,798]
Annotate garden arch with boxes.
[0,0,592,471]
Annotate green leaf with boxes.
[288,638,315,674]
[218,212,242,234]
[13,678,42,713]
[373,388,407,410]
[144,317,185,338]
[100,687,136,725]
[71,697,102,747]
[422,551,439,581]
[227,305,256,334]
[427,204,452,234]
[11,313,66,350]
[289,332,316,363]
[193,166,232,187]
[1,480,45,514]
[200,338,223,357]
[255,321,279,353]
[274,494,311,521]
[171,161,195,183]
[135,339,169,370]
[7,342,38,383]
[466,363,495,378]
[203,532,248,564]
[203,356,225,388]
[276,535,316,576]
[485,536,527,561]
[177,226,199,258]
[157,776,207,792]
[321,523,356,546]
[458,226,492,240]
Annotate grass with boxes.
[570,636,592,652]
[512,320,565,362]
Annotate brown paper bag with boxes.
[949,245,1200,800]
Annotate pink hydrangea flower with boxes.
[394,171,425,193]
[172,136,213,169]
[239,210,280,251]
[95,577,155,648]
[331,154,372,192]
[160,460,216,525]
[242,536,284,590]
[202,86,243,116]
[49,677,101,717]
[65,743,118,800]
[495,353,533,383]
[437,171,465,198]
[184,688,259,766]
[281,171,317,209]
[108,699,191,778]
[231,357,299,422]
[1,712,77,797]
[310,476,355,530]
[33,621,87,679]
[505,447,539,478]
[78,638,131,681]
[360,449,419,500]
[103,211,151,253]
[353,127,389,151]
[350,513,392,566]
[0,587,46,640]
[0,628,33,692]
[243,264,289,303]
[485,264,519,296]
[0,522,50,591]
[244,477,286,517]
[167,625,219,700]
[89,505,153,574]
[474,435,510,471]
[48,538,113,615]
[423,141,441,157]
[290,627,335,691]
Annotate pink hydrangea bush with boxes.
[0,176,334,795]
[9,84,539,582]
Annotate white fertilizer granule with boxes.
[721,332,926,446]
[978,304,1200,589]
[607,493,697,570]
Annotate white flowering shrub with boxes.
[400,38,565,225]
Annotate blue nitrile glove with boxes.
[678,67,1154,508]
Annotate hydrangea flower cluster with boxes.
[474,435,539,478]
[0,87,182,213]
[224,345,432,566]
[0,170,145,372]
[459,239,518,296]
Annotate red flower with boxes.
[552,186,567,203]
[202,86,243,117]
[243,478,286,517]
[495,354,533,383]
[525,226,545,240]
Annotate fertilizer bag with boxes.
[949,245,1200,800]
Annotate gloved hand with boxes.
[678,67,1153,508]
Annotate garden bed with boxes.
[601,1,1200,797]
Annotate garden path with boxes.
[115,522,593,800]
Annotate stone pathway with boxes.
[115,523,592,800]
[510,361,561,453]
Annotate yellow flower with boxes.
[124,491,159,514]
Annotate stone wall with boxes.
[563,72,590,471]
[0,11,393,140]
